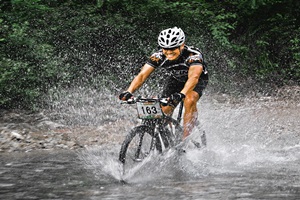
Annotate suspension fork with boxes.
[155,124,167,151]
[135,131,144,161]
[140,120,157,153]
[143,119,166,152]
[134,120,154,160]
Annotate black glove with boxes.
[169,92,185,106]
[119,91,133,100]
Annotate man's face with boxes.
[162,44,184,61]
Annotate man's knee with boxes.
[184,92,199,108]
[162,105,174,116]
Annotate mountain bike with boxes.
[119,96,188,174]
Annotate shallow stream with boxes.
[1,94,300,199]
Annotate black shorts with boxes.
[161,78,208,98]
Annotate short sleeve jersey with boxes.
[146,45,208,82]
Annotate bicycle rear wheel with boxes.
[119,125,155,166]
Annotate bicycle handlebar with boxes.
[121,96,169,106]
[121,96,184,123]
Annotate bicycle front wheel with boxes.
[119,125,155,166]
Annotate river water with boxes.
[1,94,300,199]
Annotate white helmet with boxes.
[158,27,185,48]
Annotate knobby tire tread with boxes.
[119,125,153,164]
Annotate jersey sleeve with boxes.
[185,54,204,67]
[146,51,164,68]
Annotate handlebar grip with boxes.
[121,98,136,104]
[127,98,135,104]
[160,99,169,106]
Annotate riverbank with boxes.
[0,109,131,153]
[1,87,299,153]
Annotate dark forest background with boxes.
[1,0,299,109]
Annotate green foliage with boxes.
[289,35,300,79]
[0,0,299,109]
[0,59,38,107]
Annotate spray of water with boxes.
[79,146,123,181]
[46,85,300,183]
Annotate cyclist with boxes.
[119,27,208,140]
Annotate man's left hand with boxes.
[168,92,185,106]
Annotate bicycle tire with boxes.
[119,116,183,174]
[119,125,154,165]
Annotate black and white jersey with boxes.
[146,45,208,82]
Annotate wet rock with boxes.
[37,120,65,130]
[10,131,25,140]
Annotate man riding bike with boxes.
[119,27,208,140]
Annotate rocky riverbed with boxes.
[0,109,131,153]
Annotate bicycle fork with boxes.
[134,132,144,162]
[147,125,166,153]
[154,125,167,152]
[134,122,167,161]
[134,126,159,161]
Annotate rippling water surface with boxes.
[1,94,300,199]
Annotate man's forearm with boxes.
[127,75,144,93]
[181,77,199,95]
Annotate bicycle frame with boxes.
[119,97,184,166]
[176,101,184,123]
[138,99,184,152]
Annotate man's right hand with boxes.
[119,91,133,100]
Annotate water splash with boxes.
[197,96,300,171]
[79,146,123,182]
[46,86,300,184]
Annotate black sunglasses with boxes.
[162,46,179,51]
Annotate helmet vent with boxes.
[158,27,185,48]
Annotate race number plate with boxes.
[136,101,163,119]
